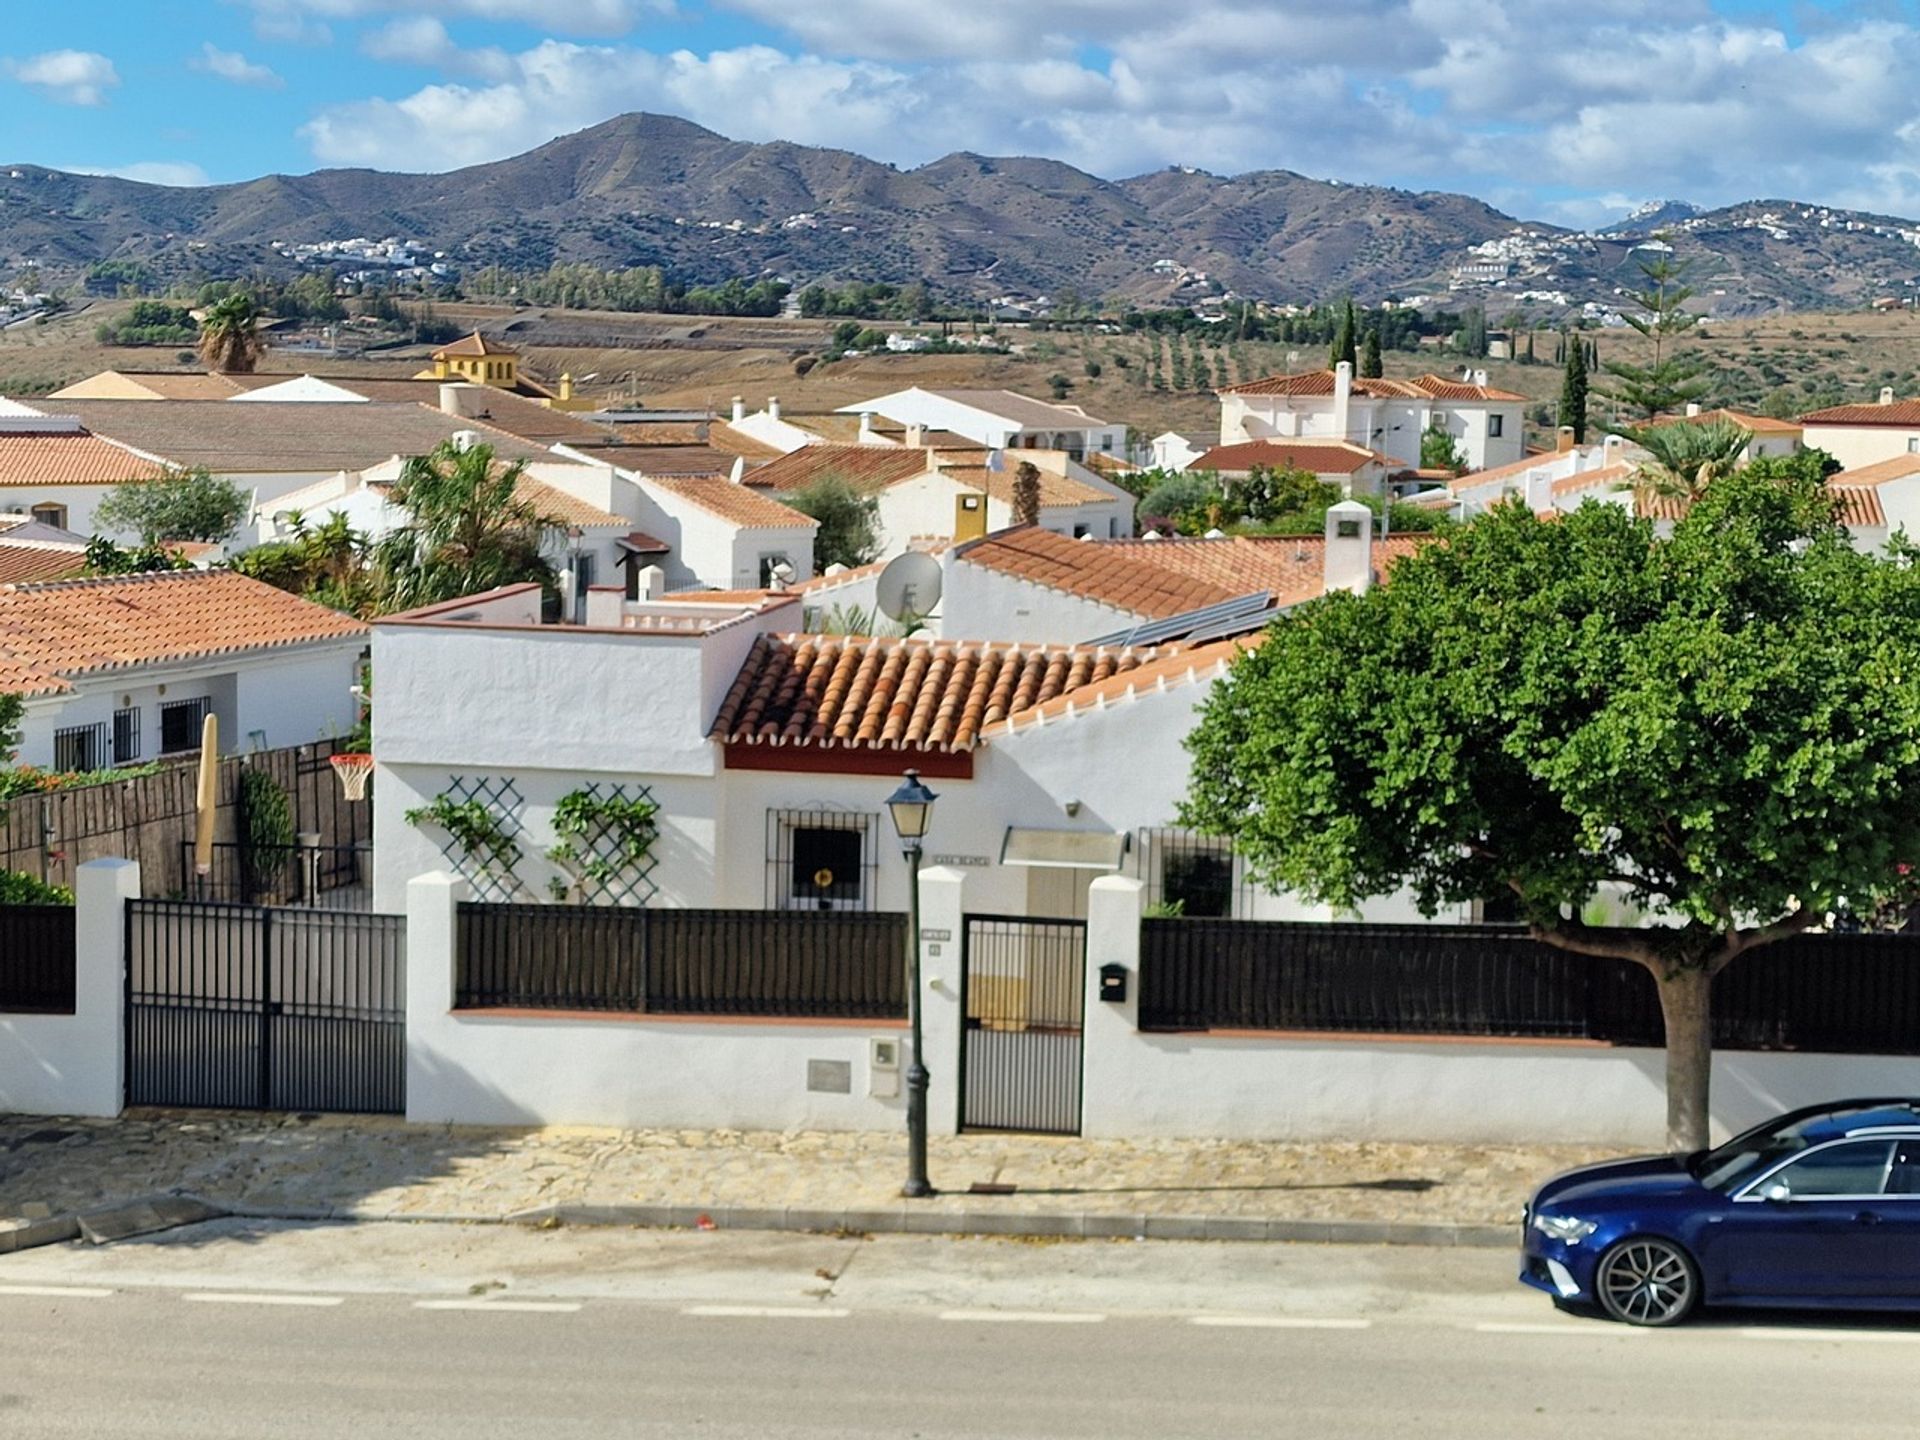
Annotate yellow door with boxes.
[954,491,988,541]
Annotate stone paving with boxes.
[0,1109,1615,1242]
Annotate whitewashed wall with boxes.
[939,552,1139,642]
[1803,423,1920,470]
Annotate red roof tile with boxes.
[1801,400,1920,427]
[1190,439,1395,476]
[1221,369,1527,403]
[645,474,817,530]
[0,427,169,488]
[743,444,933,493]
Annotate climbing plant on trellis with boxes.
[545,782,660,906]
[405,775,527,902]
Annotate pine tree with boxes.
[1559,330,1589,444]
[1524,331,1536,364]
[1360,327,1384,378]
[1600,246,1710,422]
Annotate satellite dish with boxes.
[876,551,943,622]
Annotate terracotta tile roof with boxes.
[568,442,736,477]
[996,637,1252,736]
[1834,454,1920,486]
[1633,485,1886,527]
[0,541,86,585]
[1801,400,1920,427]
[0,570,366,698]
[1221,368,1526,403]
[513,475,627,528]
[645,474,816,530]
[939,460,1110,508]
[0,425,170,487]
[1191,439,1393,476]
[1081,453,1139,478]
[605,421,710,446]
[707,422,786,460]
[1549,462,1635,498]
[744,444,933,493]
[48,400,551,474]
[1646,408,1802,435]
[47,371,254,401]
[434,332,516,358]
[711,633,1163,753]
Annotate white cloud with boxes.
[361,17,514,78]
[4,49,120,107]
[191,43,285,88]
[240,0,659,41]
[68,161,215,188]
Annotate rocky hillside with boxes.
[5,113,1919,315]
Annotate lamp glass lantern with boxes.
[886,771,939,846]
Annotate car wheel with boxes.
[1594,1237,1699,1326]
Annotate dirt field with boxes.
[7,299,1919,451]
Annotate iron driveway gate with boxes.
[958,914,1087,1135]
[126,899,406,1114]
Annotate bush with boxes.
[0,870,72,905]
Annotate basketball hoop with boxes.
[330,753,373,802]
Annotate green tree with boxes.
[233,511,376,614]
[1632,418,1752,499]
[1360,328,1384,379]
[1420,424,1466,474]
[1329,298,1357,371]
[94,466,249,545]
[197,292,264,374]
[374,442,563,612]
[0,691,21,762]
[784,475,880,570]
[1559,329,1589,443]
[1011,461,1043,527]
[82,536,194,576]
[1180,472,1920,1149]
[1603,247,1709,421]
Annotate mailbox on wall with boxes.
[1098,963,1128,1004]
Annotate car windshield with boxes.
[1691,1105,1918,1192]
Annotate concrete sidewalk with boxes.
[0,1110,1613,1251]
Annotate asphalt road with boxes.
[3,1221,1918,1438]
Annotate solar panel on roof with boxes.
[1087,590,1273,647]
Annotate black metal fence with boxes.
[1138,919,1920,1054]
[0,904,76,1013]
[455,903,906,1019]
[179,841,372,910]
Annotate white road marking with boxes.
[1190,1315,1372,1330]
[1474,1322,1647,1338]
[1736,1326,1920,1344]
[0,1284,113,1299]
[939,1310,1106,1324]
[682,1305,851,1319]
[184,1292,344,1307]
[413,1299,582,1313]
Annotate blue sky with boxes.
[2,1,1914,227]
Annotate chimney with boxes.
[638,564,667,601]
[1556,425,1575,453]
[858,411,876,443]
[1323,499,1373,595]
[1332,360,1353,442]
[439,383,484,418]
[768,396,781,421]
[1472,368,1489,387]
[905,423,926,447]
[584,585,623,628]
[559,373,573,403]
[1882,387,1897,406]
[450,429,483,453]
[731,395,746,423]
[1685,402,1701,417]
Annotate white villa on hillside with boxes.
[837,388,1127,461]
[1800,391,1920,470]
[1218,362,1527,472]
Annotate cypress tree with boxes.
[1360,327,1384,378]
[1560,330,1589,444]
[1329,298,1357,371]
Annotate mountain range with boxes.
[6,113,1920,316]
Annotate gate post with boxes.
[915,865,966,1138]
[75,857,140,1118]
[404,870,467,1125]
[1080,875,1143,1141]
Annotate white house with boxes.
[0,569,366,771]
[1647,406,1803,462]
[838,388,1128,462]
[0,414,175,537]
[1218,362,1527,472]
[1183,438,1413,498]
[1800,391,1920,470]
[1150,431,1212,471]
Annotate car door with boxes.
[1867,1139,1920,1297]
[1717,1139,1896,1299]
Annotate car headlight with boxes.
[1531,1213,1598,1244]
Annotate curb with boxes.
[0,1195,226,1255]
[189,1198,1511,1249]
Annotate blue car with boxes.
[1521,1099,1920,1325]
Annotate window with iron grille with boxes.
[1137,827,1252,918]
[112,707,141,765]
[767,809,878,911]
[53,721,108,773]
[159,697,213,754]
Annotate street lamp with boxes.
[886,768,939,1198]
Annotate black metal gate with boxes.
[958,914,1086,1135]
[125,899,406,1114]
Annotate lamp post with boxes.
[886,768,939,1198]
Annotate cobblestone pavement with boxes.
[0,1110,1616,1237]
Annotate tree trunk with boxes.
[1654,965,1713,1153]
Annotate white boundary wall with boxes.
[0,859,133,1118]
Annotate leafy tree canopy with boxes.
[94,466,249,545]
[1182,470,1920,1147]
[375,441,562,612]
[783,475,880,571]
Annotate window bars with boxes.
[766,808,879,911]
[1135,827,1255,918]
[52,721,109,773]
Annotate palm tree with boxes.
[374,441,565,612]
[1632,418,1752,499]
[197,293,264,374]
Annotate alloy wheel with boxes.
[1595,1238,1697,1326]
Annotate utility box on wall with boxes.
[869,1036,901,1098]
[1099,963,1128,1004]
